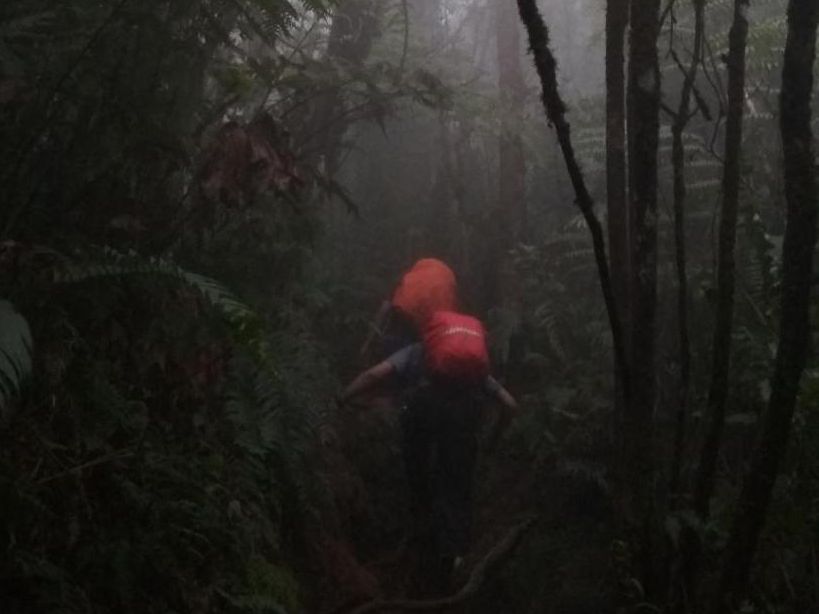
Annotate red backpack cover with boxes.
[422,311,490,386]
[392,259,457,327]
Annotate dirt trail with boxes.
[316,398,617,614]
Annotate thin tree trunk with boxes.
[626,0,661,593]
[312,0,379,178]
[606,0,630,453]
[428,113,457,257]
[680,3,749,607]
[669,4,706,609]
[445,117,475,281]
[493,0,528,375]
[709,1,819,610]
[694,0,750,521]
[669,0,705,499]
[438,114,460,257]
[497,0,527,244]
[606,0,630,356]
[513,0,629,401]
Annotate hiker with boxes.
[360,258,458,360]
[338,310,518,595]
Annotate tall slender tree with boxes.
[668,5,707,608]
[694,0,750,522]
[606,0,631,453]
[606,0,630,358]
[625,0,662,591]
[491,0,528,372]
[496,0,527,246]
[669,0,706,497]
[709,0,819,610]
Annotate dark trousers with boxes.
[400,386,481,593]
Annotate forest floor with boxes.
[317,395,618,614]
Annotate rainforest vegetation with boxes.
[1,0,818,612]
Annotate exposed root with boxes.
[346,515,537,614]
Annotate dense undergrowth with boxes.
[0,245,342,612]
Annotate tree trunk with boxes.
[606,0,630,451]
[679,5,750,606]
[694,0,750,522]
[668,4,705,609]
[513,0,629,401]
[708,1,819,610]
[491,0,528,375]
[606,0,630,357]
[669,0,705,498]
[497,0,527,245]
[438,114,474,281]
[313,0,379,178]
[625,0,661,593]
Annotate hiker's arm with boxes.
[338,360,395,406]
[494,385,518,413]
[360,300,392,357]
[485,378,519,452]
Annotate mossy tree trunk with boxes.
[709,0,819,610]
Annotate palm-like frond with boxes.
[0,299,33,408]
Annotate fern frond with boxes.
[54,250,254,322]
[557,458,611,495]
[0,300,33,408]
[534,302,566,361]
